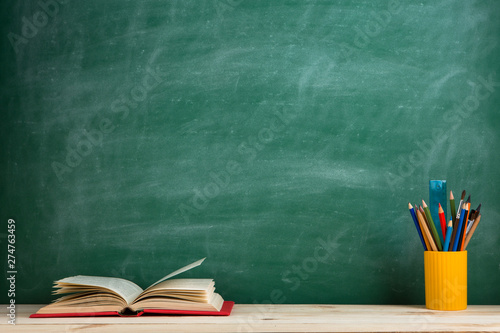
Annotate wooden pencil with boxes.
[415,204,431,249]
[418,205,430,240]
[408,203,427,250]
[443,220,453,252]
[422,200,442,251]
[420,204,437,249]
[464,214,482,250]
[419,205,427,223]
[438,203,447,241]
[415,205,431,251]
[416,209,437,251]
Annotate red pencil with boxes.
[438,203,447,240]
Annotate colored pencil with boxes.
[415,204,431,250]
[422,200,442,251]
[407,190,482,253]
[452,203,466,251]
[418,205,432,247]
[419,205,433,246]
[408,203,427,250]
[416,209,437,251]
[422,204,437,248]
[438,203,447,240]
[442,220,453,252]
[419,205,427,223]
[419,218,432,251]
[464,214,481,250]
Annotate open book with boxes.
[31,258,233,317]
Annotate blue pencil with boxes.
[408,203,427,250]
[452,204,466,251]
[443,220,453,252]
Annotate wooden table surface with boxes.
[2,304,499,332]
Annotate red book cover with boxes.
[30,301,234,318]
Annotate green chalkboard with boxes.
[1,0,500,306]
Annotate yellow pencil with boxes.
[417,209,437,251]
[422,200,443,251]
[414,205,431,251]
[419,205,437,249]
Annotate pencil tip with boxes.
[450,191,454,200]
[422,200,427,207]
[438,203,444,213]
[461,190,466,200]
[408,202,413,209]
[466,195,471,203]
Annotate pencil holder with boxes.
[424,251,467,311]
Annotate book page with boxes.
[145,258,206,290]
[149,279,214,292]
[56,276,143,305]
[134,279,214,303]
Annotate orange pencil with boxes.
[416,209,437,251]
[419,206,428,224]
[422,200,442,251]
[414,205,431,251]
[438,203,447,239]
[419,205,438,248]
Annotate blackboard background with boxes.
[1,0,499,305]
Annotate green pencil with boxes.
[422,200,443,251]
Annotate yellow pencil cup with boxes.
[424,251,467,311]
